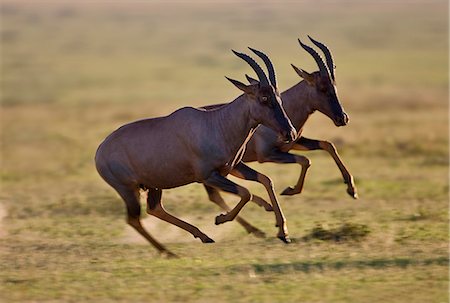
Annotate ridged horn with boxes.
[248,47,277,87]
[298,39,329,78]
[232,50,269,86]
[308,35,335,81]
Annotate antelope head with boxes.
[292,36,349,127]
[226,48,297,143]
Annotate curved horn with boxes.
[298,39,329,78]
[248,47,277,87]
[308,35,335,81]
[232,50,269,86]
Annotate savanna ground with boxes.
[0,1,448,302]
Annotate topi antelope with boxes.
[95,49,296,257]
[201,36,358,235]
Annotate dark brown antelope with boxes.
[95,49,296,256]
[201,36,358,235]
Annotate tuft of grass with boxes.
[303,222,371,242]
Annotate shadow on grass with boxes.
[230,257,448,274]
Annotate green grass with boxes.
[1,1,448,302]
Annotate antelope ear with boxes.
[245,74,259,85]
[291,64,314,86]
[225,76,254,95]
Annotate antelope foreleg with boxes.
[203,185,266,238]
[230,163,290,243]
[261,151,311,196]
[295,137,358,199]
[203,171,252,226]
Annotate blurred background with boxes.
[1,1,448,302]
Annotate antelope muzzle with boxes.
[334,112,349,127]
[280,126,297,143]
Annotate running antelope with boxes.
[95,49,296,256]
[201,37,358,235]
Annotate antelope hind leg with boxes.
[115,186,177,258]
[146,188,215,243]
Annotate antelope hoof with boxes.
[277,235,291,244]
[280,186,301,196]
[253,196,274,211]
[347,187,359,199]
[263,203,274,212]
[201,237,215,244]
[215,214,228,225]
[345,177,358,199]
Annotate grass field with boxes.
[1,1,449,302]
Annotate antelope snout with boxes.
[281,127,297,143]
[335,112,349,127]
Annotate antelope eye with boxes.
[261,96,268,102]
